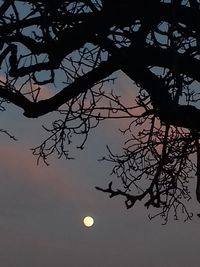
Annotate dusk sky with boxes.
[0,0,200,267]
[0,74,200,267]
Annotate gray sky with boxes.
[0,76,200,267]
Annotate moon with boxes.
[83,216,94,227]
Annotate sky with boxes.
[0,1,200,266]
[0,73,200,267]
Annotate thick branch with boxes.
[122,64,200,130]
[0,57,119,118]
[142,47,200,82]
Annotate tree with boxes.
[0,0,200,222]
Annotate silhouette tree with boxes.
[0,0,200,222]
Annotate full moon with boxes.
[83,216,94,227]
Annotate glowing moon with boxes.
[83,216,94,227]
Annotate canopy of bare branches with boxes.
[0,0,200,222]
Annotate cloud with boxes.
[0,142,83,210]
